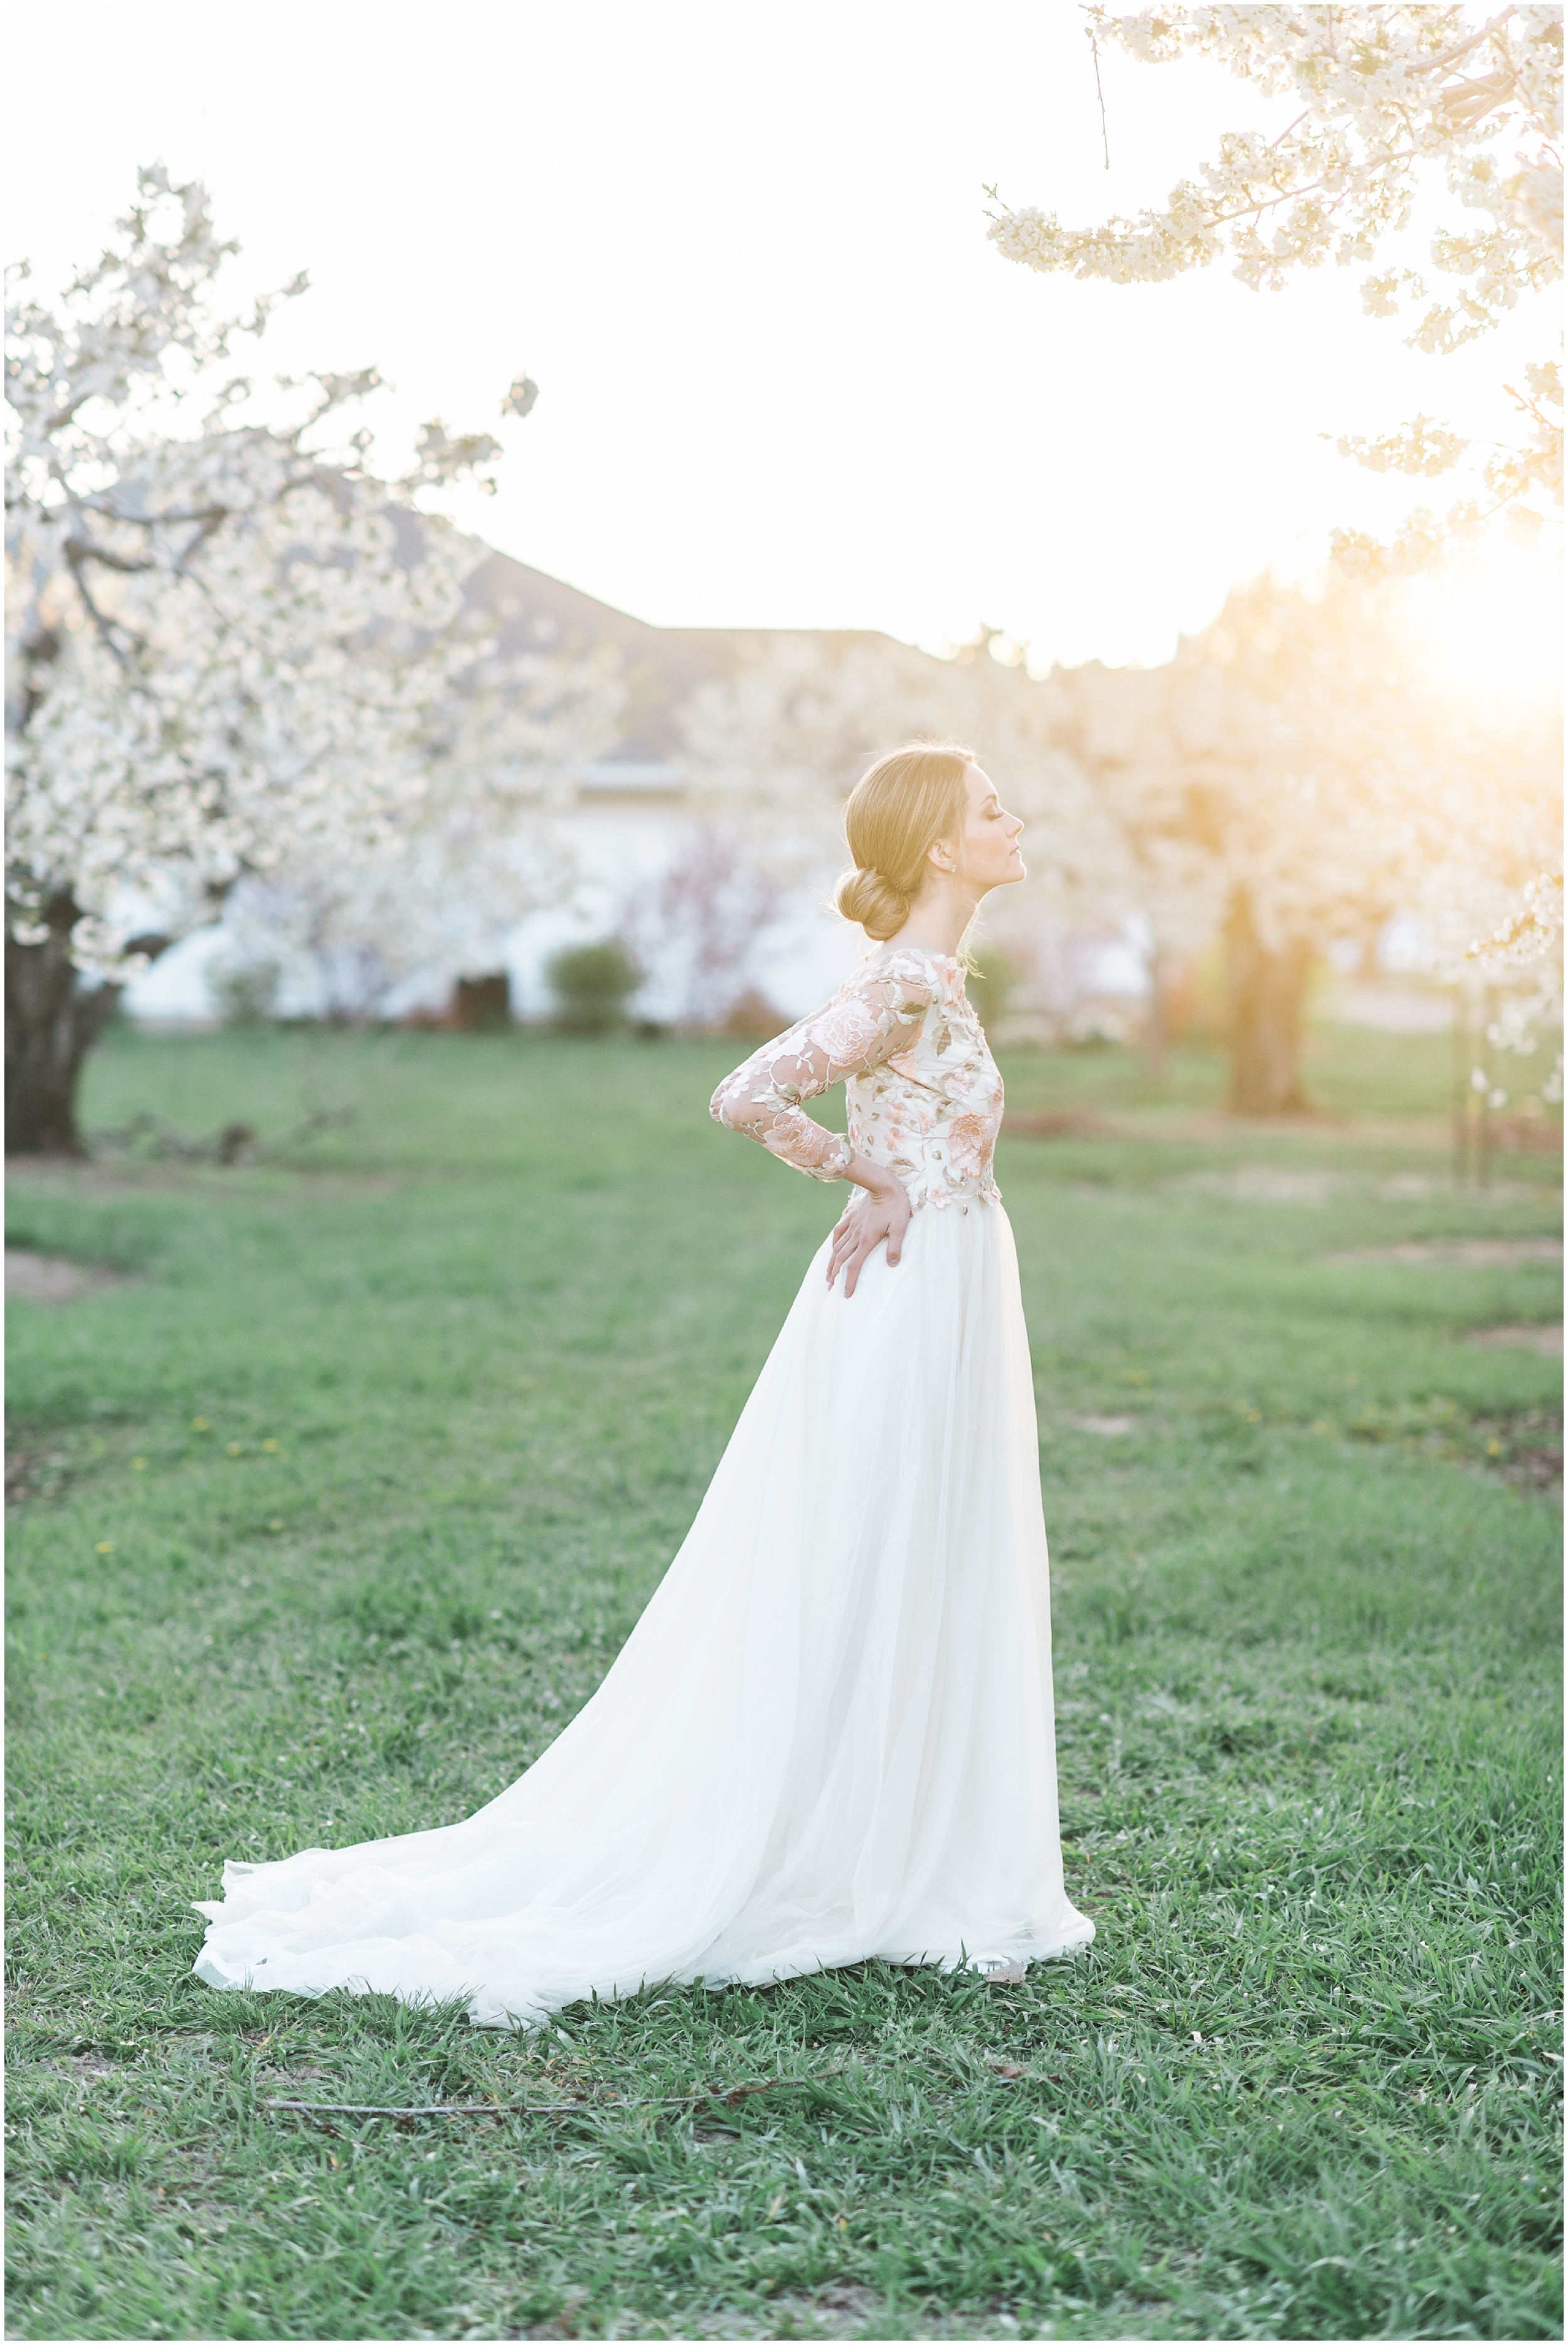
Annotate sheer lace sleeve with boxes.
[709,961,933,1181]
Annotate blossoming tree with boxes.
[211,639,623,1022]
[1035,659,1227,1073]
[1080,572,1562,1112]
[676,630,1135,1028]
[987,6,1563,1075]
[988,4,1562,569]
[6,166,608,1149]
[683,597,1559,1116]
[680,627,1133,934]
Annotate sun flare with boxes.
[1408,549,1564,706]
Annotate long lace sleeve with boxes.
[709,964,933,1181]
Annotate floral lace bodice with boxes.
[710,947,1004,1211]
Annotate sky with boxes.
[6,0,1559,670]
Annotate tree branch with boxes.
[61,543,140,669]
[265,2078,821,2122]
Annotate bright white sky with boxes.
[6,0,1560,669]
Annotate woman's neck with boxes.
[881,879,983,962]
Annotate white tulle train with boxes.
[193,1197,1093,2027]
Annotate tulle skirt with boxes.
[193,1196,1093,2026]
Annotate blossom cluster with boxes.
[679,570,1564,1070]
[1333,413,1470,476]
[1469,869,1564,1085]
[991,7,1560,317]
[679,627,1133,930]
[213,641,623,1018]
[987,6,1563,560]
[6,166,617,997]
[691,565,1560,1084]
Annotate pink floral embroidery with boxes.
[711,947,1005,1211]
[763,1114,844,1173]
[808,996,882,1070]
[947,1114,995,1179]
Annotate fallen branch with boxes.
[266,2076,820,2122]
[251,1107,358,1161]
[89,1106,356,1166]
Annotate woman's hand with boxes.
[827,1167,911,1298]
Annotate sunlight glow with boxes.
[1409,548,1564,706]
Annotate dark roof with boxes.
[466,549,903,763]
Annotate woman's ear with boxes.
[927,834,958,875]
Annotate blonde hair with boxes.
[834,740,975,941]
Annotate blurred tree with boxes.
[988,5,1562,572]
[720,989,789,1041]
[1038,661,1226,1080]
[680,628,1131,933]
[966,944,1023,1033]
[987,7,1563,1063]
[617,827,781,1029]
[209,641,620,1024]
[1103,574,1560,1114]
[708,592,1560,1116]
[5,166,600,1149]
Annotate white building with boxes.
[126,551,908,1028]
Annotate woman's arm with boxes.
[709,966,930,1186]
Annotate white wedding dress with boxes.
[193,947,1093,2026]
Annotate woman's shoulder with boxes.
[857,945,965,1001]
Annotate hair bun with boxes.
[835,740,975,942]
[835,864,909,942]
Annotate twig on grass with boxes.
[88,1106,356,1166]
[266,2076,821,2122]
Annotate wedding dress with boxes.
[193,945,1093,2026]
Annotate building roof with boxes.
[466,548,905,763]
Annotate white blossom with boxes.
[229,641,623,1018]
[1333,412,1471,474]
[6,166,617,1004]
[678,582,1560,1088]
[987,6,1564,559]
[679,628,1135,935]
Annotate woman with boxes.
[193,742,1093,2026]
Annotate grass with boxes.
[5,1020,1562,2342]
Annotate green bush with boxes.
[967,944,1021,1031]
[208,954,282,1027]
[545,937,642,1034]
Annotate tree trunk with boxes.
[453,972,512,1032]
[6,900,122,1155]
[1141,949,1170,1082]
[1224,893,1313,1116]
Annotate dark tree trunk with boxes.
[1224,892,1313,1116]
[6,898,122,1155]
[453,972,512,1032]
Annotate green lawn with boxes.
[5,1023,1562,2342]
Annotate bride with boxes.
[193,741,1094,2026]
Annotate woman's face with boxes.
[950,762,1025,892]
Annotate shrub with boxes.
[967,945,1020,1031]
[546,939,642,1034]
[209,955,282,1027]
